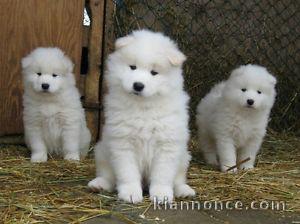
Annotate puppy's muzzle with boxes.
[133,82,144,92]
[41,83,50,91]
[247,99,254,106]
[246,99,255,108]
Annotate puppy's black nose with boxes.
[42,83,49,90]
[133,82,144,92]
[247,99,254,105]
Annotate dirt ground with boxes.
[84,210,299,224]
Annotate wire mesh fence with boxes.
[105,0,300,134]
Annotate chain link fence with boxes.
[105,0,300,134]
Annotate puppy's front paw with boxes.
[117,183,143,204]
[221,165,238,173]
[31,152,47,163]
[239,163,254,170]
[174,184,195,198]
[64,153,80,161]
[150,185,174,203]
[204,153,219,166]
[88,177,113,192]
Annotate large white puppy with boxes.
[88,30,195,203]
[196,65,276,172]
[22,47,91,162]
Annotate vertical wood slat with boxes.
[85,0,105,142]
[96,0,117,140]
[0,0,85,136]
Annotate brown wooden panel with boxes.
[85,0,105,142]
[97,0,116,140]
[0,0,85,136]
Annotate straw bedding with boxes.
[0,132,299,223]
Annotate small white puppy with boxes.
[196,64,276,172]
[22,47,91,162]
[88,30,195,203]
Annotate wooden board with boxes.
[0,0,85,136]
[97,0,116,140]
[85,0,105,142]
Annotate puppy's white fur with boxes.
[22,47,91,162]
[196,64,276,172]
[88,30,195,203]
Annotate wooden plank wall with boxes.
[0,0,85,136]
[96,0,117,140]
[85,0,105,141]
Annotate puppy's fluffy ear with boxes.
[115,35,135,49]
[21,56,32,69]
[230,65,245,78]
[268,73,277,86]
[259,66,277,86]
[63,56,74,74]
[167,48,186,66]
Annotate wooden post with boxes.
[85,0,105,142]
[96,0,117,140]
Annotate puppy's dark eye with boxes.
[37,72,42,76]
[52,74,58,77]
[257,90,262,94]
[241,88,247,92]
[151,70,158,76]
[130,65,137,70]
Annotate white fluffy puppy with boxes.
[22,47,91,162]
[88,30,195,203]
[196,65,276,172]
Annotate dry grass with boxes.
[0,132,299,223]
[189,131,300,210]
